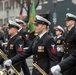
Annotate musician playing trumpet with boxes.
[0,20,24,75]
[4,15,58,75]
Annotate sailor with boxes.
[4,15,58,75]
[51,13,76,75]
[0,20,24,75]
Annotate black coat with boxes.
[60,26,76,75]
[0,34,24,72]
[18,29,31,75]
[63,26,76,58]
[55,36,64,45]
[18,29,30,47]
[59,51,76,74]
[0,31,5,42]
[11,33,58,75]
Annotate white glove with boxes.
[57,46,61,52]
[51,65,61,75]
[4,59,12,67]
[8,68,15,75]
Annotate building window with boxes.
[16,1,19,8]
[4,18,7,24]
[5,1,8,10]
[16,0,21,8]
[0,19,3,25]
[44,0,48,4]
[44,0,48,2]
[39,0,48,4]
[57,0,64,2]
[39,0,42,4]
[0,2,3,11]
[10,0,15,9]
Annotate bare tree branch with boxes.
[35,0,40,8]
[15,0,28,11]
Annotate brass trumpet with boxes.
[33,63,49,75]
[0,69,10,75]
[0,49,20,75]
[0,69,5,75]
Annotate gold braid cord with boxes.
[0,49,20,75]
[33,63,49,75]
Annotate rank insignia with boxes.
[18,44,23,52]
[50,44,56,54]
[25,34,29,40]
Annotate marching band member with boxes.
[4,15,58,75]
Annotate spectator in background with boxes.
[4,15,58,75]
[51,13,76,75]
[0,26,5,43]
[2,24,8,41]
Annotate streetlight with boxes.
[52,0,57,25]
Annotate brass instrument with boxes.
[0,69,5,75]
[0,69,10,75]
[33,63,49,75]
[0,49,20,75]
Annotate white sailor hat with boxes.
[65,13,76,21]
[33,15,51,26]
[15,19,26,26]
[56,26,64,32]
[8,20,21,29]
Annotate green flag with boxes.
[28,0,36,33]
